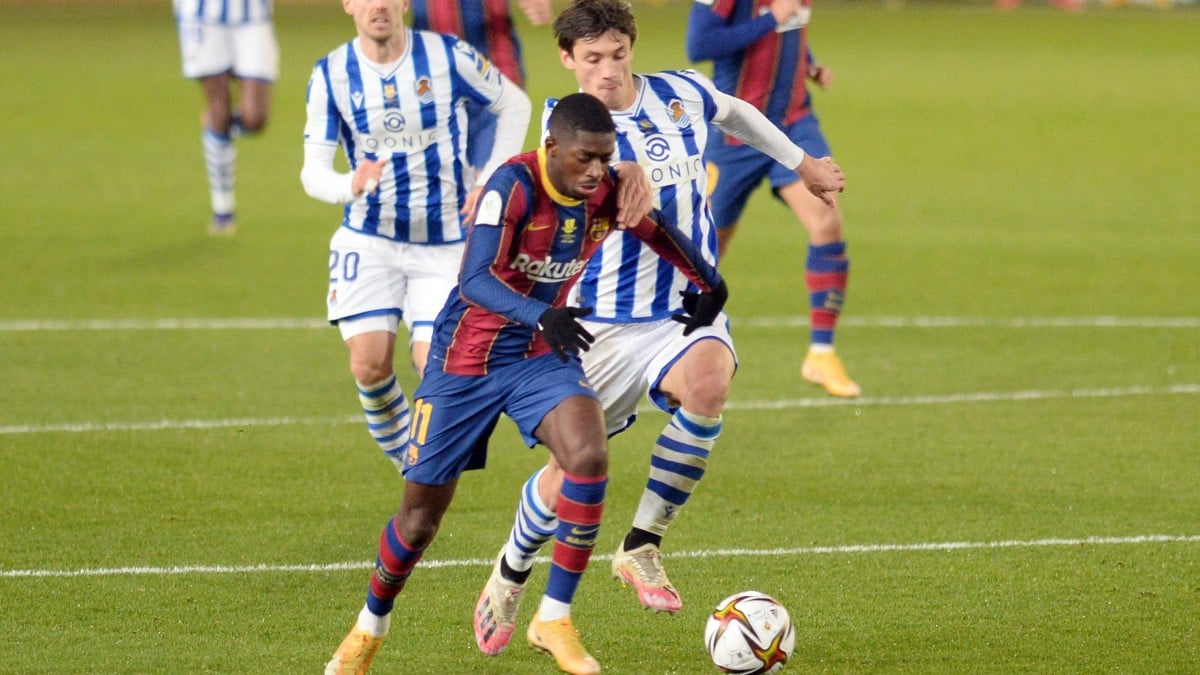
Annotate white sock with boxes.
[356,604,391,638]
[537,596,571,621]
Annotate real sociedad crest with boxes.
[667,99,691,128]
[414,76,434,104]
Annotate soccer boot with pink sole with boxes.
[474,548,527,655]
[611,541,683,613]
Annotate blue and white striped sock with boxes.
[202,127,235,217]
[504,467,559,574]
[631,408,720,536]
[357,374,410,472]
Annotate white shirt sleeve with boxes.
[300,143,356,205]
[710,89,806,171]
[449,39,532,186]
[299,61,357,204]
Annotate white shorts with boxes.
[177,20,279,81]
[581,314,737,436]
[326,228,464,344]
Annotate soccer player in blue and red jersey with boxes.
[688,0,862,398]
[324,92,728,675]
[471,0,844,649]
[301,0,530,478]
[411,0,552,175]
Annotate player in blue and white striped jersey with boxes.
[174,0,278,235]
[301,0,530,478]
[472,0,844,649]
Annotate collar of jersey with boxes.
[537,147,582,206]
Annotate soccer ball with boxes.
[704,591,795,674]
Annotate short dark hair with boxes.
[553,0,638,53]
[547,92,617,140]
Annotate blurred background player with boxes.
[324,92,727,675]
[411,0,552,175]
[688,0,861,397]
[300,0,530,476]
[472,0,844,654]
[174,0,279,236]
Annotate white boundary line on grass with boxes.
[2,383,1197,435]
[3,534,1197,579]
[0,316,1197,331]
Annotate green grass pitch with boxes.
[1,0,1197,672]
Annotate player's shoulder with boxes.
[486,152,539,193]
[652,68,717,91]
[312,41,355,78]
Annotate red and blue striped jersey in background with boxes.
[687,0,815,128]
[428,149,724,376]
[411,0,526,86]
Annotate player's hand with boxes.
[537,306,596,362]
[671,279,728,336]
[807,63,833,91]
[460,186,484,220]
[796,155,845,208]
[768,0,801,24]
[612,161,653,230]
[518,0,553,25]
[352,158,388,197]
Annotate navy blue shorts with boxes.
[705,112,832,231]
[401,354,599,486]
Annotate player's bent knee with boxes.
[239,115,269,134]
[556,444,608,478]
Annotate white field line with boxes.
[2,384,1197,436]
[1,316,1198,332]
[3,534,1197,579]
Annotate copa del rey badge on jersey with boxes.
[475,191,504,226]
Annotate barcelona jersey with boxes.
[689,0,815,127]
[427,148,724,376]
[411,0,525,87]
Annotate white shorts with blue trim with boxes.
[580,313,736,436]
[177,20,279,81]
[327,227,464,343]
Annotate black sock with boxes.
[624,528,662,551]
[500,554,531,585]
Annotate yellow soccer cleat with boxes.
[611,541,682,613]
[324,625,385,675]
[526,612,601,675]
[801,348,861,398]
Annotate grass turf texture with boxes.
[1,0,1198,672]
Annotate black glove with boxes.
[671,279,728,336]
[537,306,595,362]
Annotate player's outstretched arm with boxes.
[625,213,725,305]
[706,87,845,208]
